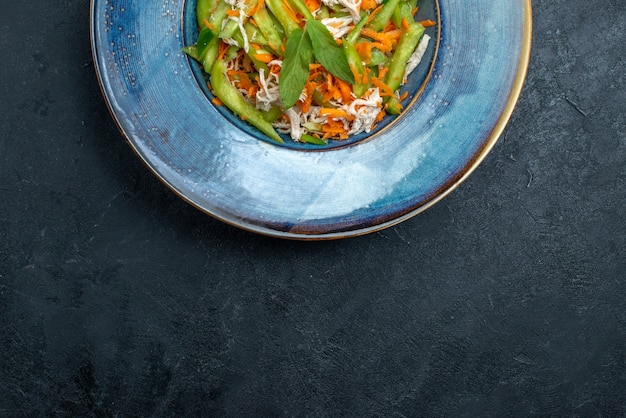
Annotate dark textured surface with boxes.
[1,1,625,416]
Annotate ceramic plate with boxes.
[91,0,532,240]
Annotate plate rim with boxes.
[90,0,533,241]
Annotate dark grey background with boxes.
[1,1,625,416]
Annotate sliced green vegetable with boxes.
[266,0,300,35]
[345,12,369,45]
[182,45,199,60]
[211,59,283,143]
[196,27,215,58]
[219,19,239,40]
[287,0,314,20]
[196,0,216,28]
[342,39,368,97]
[384,22,425,113]
[206,1,230,33]
[252,7,285,55]
[384,22,425,92]
[366,0,400,31]
[301,134,328,145]
[368,48,387,66]
[262,106,284,122]
[392,0,414,28]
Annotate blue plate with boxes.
[90,0,532,239]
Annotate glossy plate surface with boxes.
[91,0,532,240]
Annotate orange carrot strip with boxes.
[355,41,373,62]
[335,78,353,103]
[350,64,362,85]
[212,97,223,106]
[361,28,387,43]
[249,0,265,16]
[281,0,299,22]
[420,19,437,27]
[370,77,394,97]
[320,108,355,121]
[383,20,397,32]
[322,125,347,134]
[361,0,377,10]
[217,41,230,60]
[366,5,383,24]
[304,0,320,12]
[254,53,275,63]
[248,85,259,97]
[362,66,370,85]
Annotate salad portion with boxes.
[184,0,434,144]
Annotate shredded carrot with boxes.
[362,66,370,85]
[370,76,394,97]
[399,91,409,101]
[217,41,230,60]
[212,97,223,106]
[226,9,240,17]
[269,63,282,74]
[320,107,355,121]
[322,125,349,135]
[248,85,259,97]
[304,0,320,13]
[401,18,410,30]
[361,28,385,43]
[335,78,353,103]
[355,41,373,62]
[281,0,299,23]
[322,72,340,102]
[322,126,349,140]
[366,5,383,24]
[249,0,265,16]
[383,28,403,44]
[238,73,253,90]
[377,66,389,79]
[350,64,362,84]
[420,19,437,27]
[383,20,397,32]
[361,0,377,10]
[254,53,274,63]
[361,28,394,51]
[301,82,316,113]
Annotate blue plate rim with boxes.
[90,0,533,240]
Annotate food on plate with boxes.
[184,0,433,144]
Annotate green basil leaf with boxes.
[306,19,355,84]
[196,27,215,58]
[279,28,313,109]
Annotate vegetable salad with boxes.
[184,0,433,144]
